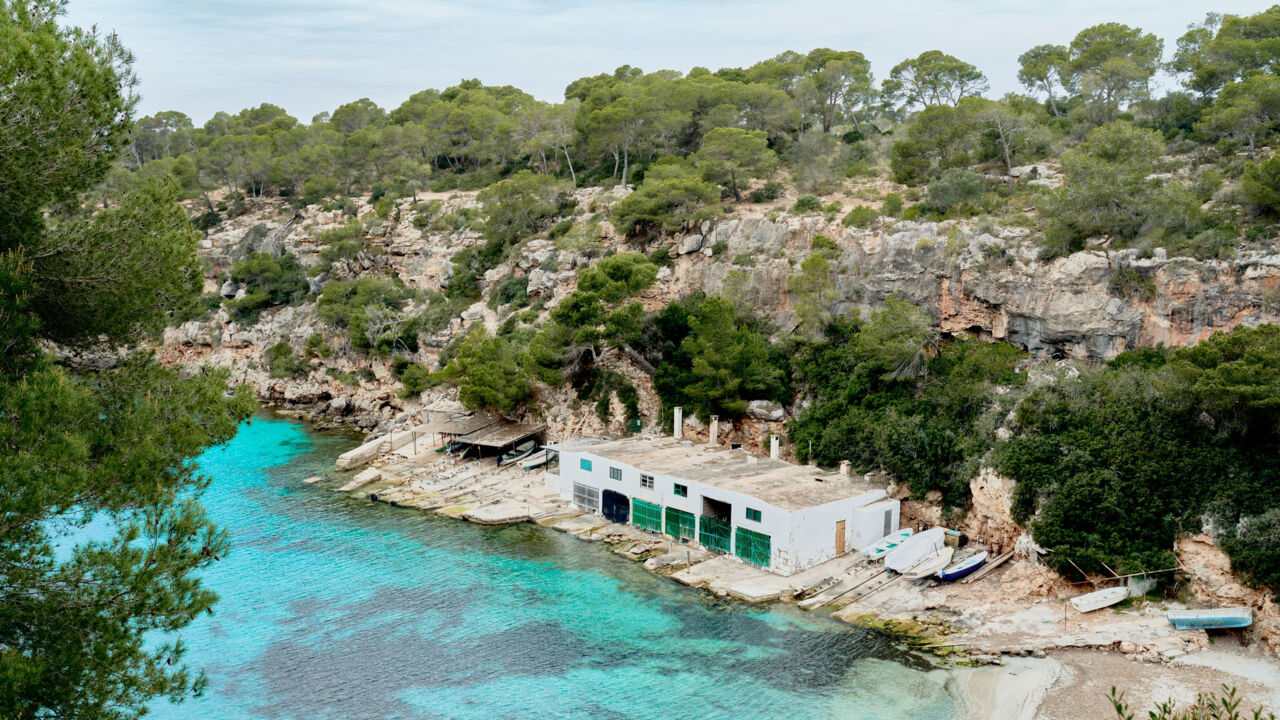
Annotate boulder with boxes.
[746,400,785,422]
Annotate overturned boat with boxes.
[1070,586,1129,613]
[1166,607,1252,630]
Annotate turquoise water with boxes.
[149,413,957,719]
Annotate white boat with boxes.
[885,528,946,573]
[905,547,954,580]
[860,528,914,560]
[1070,586,1129,613]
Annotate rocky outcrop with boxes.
[1178,533,1280,653]
[681,215,1280,359]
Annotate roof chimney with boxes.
[769,434,780,460]
[709,415,719,446]
[673,407,683,439]
[839,460,851,477]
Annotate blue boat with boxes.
[936,551,988,582]
[1166,607,1252,630]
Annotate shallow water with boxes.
[147,413,957,719]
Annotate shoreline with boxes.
[286,410,1279,719]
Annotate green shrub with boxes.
[610,159,720,236]
[732,253,756,267]
[223,252,309,320]
[480,170,572,245]
[304,332,331,358]
[748,181,784,203]
[881,193,904,218]
[577,253,659,302]
[1221,509,1280,589]
[710,240,728,255]
[927,169,985,212]
[1242,155,1280,217]
[265,342,306,378]
[548,218,574,239]
[398,363,433,397]
[791,194,822,213]
[488,275,530,310]
[842,205,880,228]
[316,276,417,353]
[811,234,839,255]
[410,200,443,228]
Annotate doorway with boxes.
[835,520,846,555]
[601,489,630,524]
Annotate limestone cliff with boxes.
[162,190,1280,437]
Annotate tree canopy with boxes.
[1,3,255,717]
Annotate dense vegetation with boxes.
[1,2,255,717]
[996,326,1280,580]
[110,5,1280,262]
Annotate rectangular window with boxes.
[572,482,600,512]
[609,466,622,481]
[579,458,592,472]
[640,474,654,489]
[673,483,688,498]
[746,508,762,522]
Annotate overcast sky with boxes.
[65,0,1275,124]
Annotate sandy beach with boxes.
[950,642,1280,719]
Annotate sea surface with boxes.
[145,413,958,719]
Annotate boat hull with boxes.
[861,529,913,560]
[937,551,988,582]
[1166,608,1252,630]
[905,547,954,580]
[1070,586,1128,613]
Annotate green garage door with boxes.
[699,515,732,555]
[665,507,696,541]
[632,499,663,533]
[735,527,771,568]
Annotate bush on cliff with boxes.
[224,251,309,320]
[995,324,1280,582]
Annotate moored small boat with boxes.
[936,551,988,582]
[1070,586,1129,613]
[499,440,538,466]
[861,528,914,560]
[905,547,954,580]
[1166,607,1252,630]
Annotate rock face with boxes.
[686,215,1280,360]
[1178,533,1280,653]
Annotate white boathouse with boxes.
[550,433,897,576]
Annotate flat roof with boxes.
[572,436,886,511]
[457,422,545,448]
[437,412,500,437]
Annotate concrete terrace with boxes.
[569,436,883,511]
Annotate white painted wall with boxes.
[777,491,888,573]
[852,499,901,552]
[556,448,892,575]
